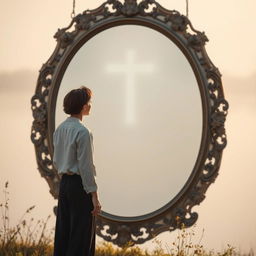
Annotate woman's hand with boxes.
[91,191,101,216]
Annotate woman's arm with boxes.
[77,130,98,193]
[77,129,101,215]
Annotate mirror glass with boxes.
[55,25,202,217]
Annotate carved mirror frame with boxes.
[31,0,229,247]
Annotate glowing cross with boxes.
[105,49,155,125]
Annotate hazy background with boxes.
[0,0,255,253]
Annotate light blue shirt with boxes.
[53,116,98,193]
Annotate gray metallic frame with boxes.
[31,0,229,247]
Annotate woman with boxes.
[53,86,101,256]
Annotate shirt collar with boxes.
[66,116,82,123]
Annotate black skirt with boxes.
[53,173,96,256]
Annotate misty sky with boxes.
[0,0,256,253]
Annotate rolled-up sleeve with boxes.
[76,129,98,194]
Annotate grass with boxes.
[0,181,53,255]
[0,181,253,256]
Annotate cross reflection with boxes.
[105,49,155,125]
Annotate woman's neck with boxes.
[70,113,83,121]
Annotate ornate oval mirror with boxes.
[55,24,202,217]
[31,0,229,247]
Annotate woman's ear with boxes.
[80,104,85,114]
[82,104,89,114]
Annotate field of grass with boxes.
[0,181,253,256]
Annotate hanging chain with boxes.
[186,0,189,18]
[71,0,76,18]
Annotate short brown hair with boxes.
[63,86,92,115]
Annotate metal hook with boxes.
[71,0,76,19]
